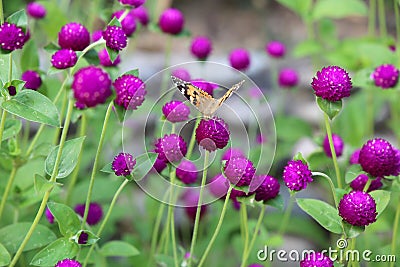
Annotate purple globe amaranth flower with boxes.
[311,66,352,102]
[323,133,344,158]
[58,22,90,51]
[98,48,121,67]
[230,188,246,210]
[190,79,218,96]
[190,36,212,60]
[248,264,264,267]
[338,191,377,226]
[251,175,280,202]
[112,152,136,177]
[119,0,145,7]
[229,48,250,71]
[359,138,399,177]
[91,30,102,43]
[155,134,187,163]
[349,148,361,164]
[195,117,230,152]
[223,157,256,187]
[159,8,184,35]
[77,231,89,245]
[300,252,333,267]
[176,160,198,184]
[55,259,82,267]
[51,49,77,69]
[103,25,127,51]
[350,174,383,192]
[152,158,167,173]
[266,41,286,58]
[221,147,245,161]
[7,86,16,96]
[283,160,313,191]
[208,174,229,198]
[27,2,46,19]
[131,6,149,26]
[389,45,396,52]
[112,10,137,37]
[372,64,399,89]
[278,68,298,88]
[21,70,42,90]
[172,68,191,81]
[71,66,112,109]
[0,22,27,51]
[183,189,207,222]
[45,207,54,224]
[74,202,103,225]
[162,100,190,123]
[113,74,146,110]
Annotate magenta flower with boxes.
[103,25,127,51]
[172,68,191,81]
[230,188,246,210]
[224,157,256,187]
[322,133,344,158]
[349,148,361,164]
[195,117,230,152]
[152,158,167,173]
[119,0,145,7]
[278,68,298,88]
[112,10,137,37]
[22,70,42,90]
[45,207,54,224]
[74,202,103,225]
[372,64,399,89]
[113,74,146,110]
[248,264,264,267]
[131,6,149,26]
[155,134,187,163]
[190,79,218,96]
[58,22,90,51]
[300,252,333,267]
[266,41,286,58]
[350,174,383,192]
[158,8,184,35]
[71,66,112,109]
[338,191,377,226]
[98,48,121,67]
[112,152,136,177]
[91,30,103,42]
[251,175,280,202]
[162,100,190,123]
[208,174,229,198]
[26,2,46,19]
[283,160,313,191]
[229,48,250,71]
[7,86,16,96]
[0,22,27,51]
[77,232,89,245]
[51,49,77,69]
[176,160,198,184]
[311,66,352,102]
[183,189,207,222]
[55,259,82,267]
[190,36,212,60]
[221,148,245,161]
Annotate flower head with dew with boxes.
[22,70,42,90]
[338,191,377,226]
[102,25,127,51]
[112,10,137,36]
[229,48,250,71]
[300,252,333,267]
[322,133,344,158]
[0,22,27,51]
[154,134,187,163]
[55,259,82,267]
[221,147,245,162]
[26,2,46,19]
[113,74,146,110]
[190,36,212,60]
[372,64,399,89]
[195,117,230,152]
[282,159,313,191]
[158,8,184,35]
[162,100,190,123]
[58,22,90,51]
[51,49,77,69]
[265,40,286,58]
[112,152,136,177]
[223,156,256,187]
[176,160,198,184]
[74,202,103,225]
[251,175,280,202]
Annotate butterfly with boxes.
[171,76,245,117]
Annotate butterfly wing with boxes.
[217,80,245,106]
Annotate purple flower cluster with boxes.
[229,48,250,71]
[221,148,245,162]
[102,25,127,51]
[58,22,90,51]
[98,48,121,67]
[112,152,136,177]
[155,134,187,163]
[176,160,198,184]
[322,133,344,158]
[190,36,212,60]
[112,10,136,37]
[0,22,27,51]
[300,252,333,267]
[26,2,46,19]
[22,70,42,90]
[113,74,146,110]
[223,157,255,187]
[51,49,77,69]
[119,0,145,7]
[251,175,280,202]
[338,191,377,226]
[74,202,103,226]
[159,8,184,35]
[283,160,313,191]
[55,259,82,267]
[372,64,399,89]
[350,174,382,192]
[162,100,190,123]
[278,68,298,88]
[266,41,285,58]
[195,117,230,151]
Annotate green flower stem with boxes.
[390,195,400,267]
[53,90,68,145]
[0,163,17,221]
[186,117,201,159]
[9,98,74,267]
[65,113,87,205]
[188,150,209,267]
[395,0,400,41]
[378,0,387,38]
[324,113,342,189]
[0,110,7,149]
[240,207,266,267]
[168,166,179,267]
[81,101,114,229]
[240,205,249,260]
[70,39,105,75]
[312,172,339,207]
[83,178,130,267]
[347,238,360,267]
[369,0,377,36]
[0,0,4,24]
[278,192,295,236]
[197,186,233,267]
[362,178,372,192]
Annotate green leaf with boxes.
[293,152,308,164]
[0,223,56,253]
[6,10,28,29]
[108,16,122,27]
[45,136,85,179]
[297,198,343,234]
[30,237,79,266]
[0,243,11,266]
[1,119,21,141]
[113,102,126,123]
[47,66,64,76]
[312,0,368,21]
[1,90,60,127]
[335,188,348,204]
[344,164,363,184]
[343,222,365,238]
[43,42,60,54]
[100,241,140,257]
[20,41,40,72]
[123,69,139,77]
[316,97,342,120]
[34,174,56,195]
[175,28,191,38]
[47,202,81,237]
[155,254,175,267]
[369,190,391,218]
[100,162,114,174]
[71,230,99,246]
[264,194,284,211]
[0,54,20,83]
[37,2,68,40]
[106,47,119,63]
[133,152,158,181]
[275,0,312,19]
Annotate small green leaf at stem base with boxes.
[100,162,114,174]
[344,164,363,184]
[342,222,365,238]
[34,174,57,195]
[30,237,79,266]
[43,42,60,54]
[293,152,308,164]
[106,46,119,63]
[113,102,126,123]
[6,10,28,29]
[47,202,81,237]
[100,241,140,257]
[316,97,343,120]
[108,17,122,27]
[369,190,391,218]
[264,194,284,211]
[123,69,139,77]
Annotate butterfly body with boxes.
[171,76,244,117]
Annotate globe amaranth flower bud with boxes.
[58,22,90,51]
[103,25,127,51]
[208,174,229,198]
[350,174,383,192]
[278,68,298,88]
[45,207,54,224]
[176,160,198,184]
[0,22,27,51]
[7,86,16,96]
[98,48,121,67]
[359,138,399,177]
[113,74,146,110]
[372,64,399,89]
[338,191,377,226]
[131,6,149,26]
[172,68,191,81]
[22,70,42,90]
[55,259,82,267]
[27,2,46,19]
[71,66,112,109]
[349,148,361,164]
[311,66,352,102]
[300,252,333,267]
[229,48,250,71]
[190,79,218,96]
[195,117,230,152]
[159,8,184,35]
[51,49,77,69]
[77,231,89,245]
[251,175,280,202]
[221,148,245,162]
[112,152,136,177]
[119,0,145,7]
[283,160,313,191]
[112,10,137,37]
[74,202,103,225]
[190,36,212,60]
[223,157,256,187]
[155,134,187,163]
[323,133,344,158]
[266,41,285,58]
[162,100,190,123]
